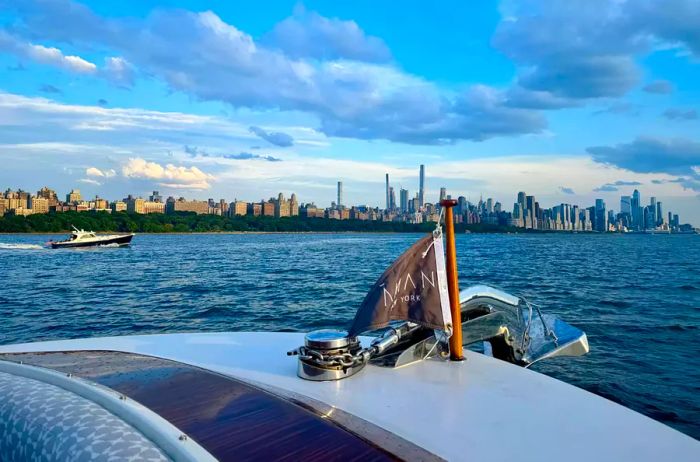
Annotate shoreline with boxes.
[1,230,696,236]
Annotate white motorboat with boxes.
[50,226,134,249]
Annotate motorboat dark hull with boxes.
[50,234,134,249]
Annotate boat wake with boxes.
[0,243,45,250]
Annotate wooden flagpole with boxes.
[440,199,464,361]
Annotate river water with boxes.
[1,232,698,438]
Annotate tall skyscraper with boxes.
[385,174,390,210]
[620,195,631,215]
[400,188,409,213]
[419,164,425,209]
[656,201,663,226]
[631,189,641,230]
[595,199,607,232]
[389,187,396,211]
[439,187,446,202]
[337,181,343,208]
[525,195,536,229]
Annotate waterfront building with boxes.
[621,196,631,215]
[274,193,290,218]
[166,197,210,215]
[66,189,82,204]
[419,164,425,209]
[111,201,127,212]
[124,195,145,214]
[385,174,390,210]
[595,199,606,232]
[300,203,324,218]
[37,186,59,207]
[290,193,299,216]
[400,188,409,213]
[337,182,343,208]
[29,196,49,214]
[262,200,275,217]
[247,202,262,216]
[585,207,594,231]
[350,207,369,220]
[143,201,165,214]
[631,189,642,230]
[93,197,109,211]
[525,195,536,229]
[230,201,247,216]
[0,198,7,215]
[389,186,396,211]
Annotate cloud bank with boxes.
[122,158,214,189]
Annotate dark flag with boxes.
[348,232,452,337]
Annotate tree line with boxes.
[0,211,520,234]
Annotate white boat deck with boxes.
[1,332,697,461]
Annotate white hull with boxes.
[1,332,697,461]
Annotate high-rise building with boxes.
[124,195,145,214]
[385,174,390,210]
[595,199,607,232]
[389,186,396,211]
[337,181,343,208]
[166,197,209,214]
[620,196,631,215]
[29,196,49,214]
[231,201,248,216]
[275,193,290,217]
[439,187,447,202]
[656,201,663,226]
[399,188,409,213]
[290,193,299,216]
[631,189,641,230]
[149,191,163,203]
[525,195,536,229]
[419,165,425,209]
[66,189,81,204]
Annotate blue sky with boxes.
[0,0,699,224]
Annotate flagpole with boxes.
[440,199,464,361]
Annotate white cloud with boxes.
[86,167,116,178]
[26,43,97,73]
[78,178,101,186]
[122,157,214,190]
[102,56,134,86]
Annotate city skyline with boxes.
[2,162,694,232]
[0,1,699,225]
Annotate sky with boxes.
[0,0,699,225]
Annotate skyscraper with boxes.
[419,164,425,209]
[656,201,663,226]
[620,195,631,215]
[400,188,409,213]
[385,174,390,210]
[631,189,641,230]
[337,181,343,208]
[595,199,607,232]
[525,195,536,229]
[389,186,396,211]
[439,187,446,202]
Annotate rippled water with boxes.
[1,232,698,438]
